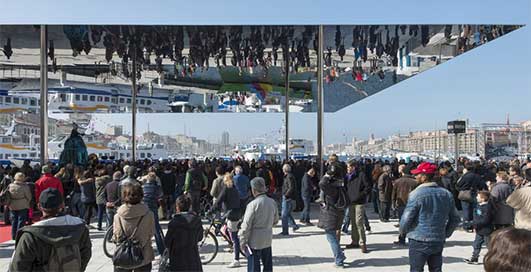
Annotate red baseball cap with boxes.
[411,162,437,175]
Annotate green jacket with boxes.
[184,168,207,192]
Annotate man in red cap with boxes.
[399,162,461,272]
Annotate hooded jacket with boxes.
[113,203,155,269]
[164,212,203,272]
[9,214,92,271]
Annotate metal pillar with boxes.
[454,133,459,170]
[284,51,290,162]
[39,25,48,164]
[317,25,324,177]
[131,41,138,161]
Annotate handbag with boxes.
[458,190,473,202]
[112,215,145,268]
[158,249,170,272]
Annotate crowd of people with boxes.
[0,154,530,272]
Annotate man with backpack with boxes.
[9,187,92,271]
[184,160,208,214]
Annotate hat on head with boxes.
[250,177,267,193]
[39,188,63,209]
[42,165,51,174]
[411,162,437,175]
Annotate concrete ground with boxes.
[0,204,486,272]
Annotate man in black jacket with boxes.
[9,188,92,271]
[456,162,484,225]
[464,191,494,265]
[300,167,316,225]
[280,164,299,235]
[344,160,370,253]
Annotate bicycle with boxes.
[198,214,245,265]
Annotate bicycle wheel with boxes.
[103,227,117,258]
[198,231,218,265]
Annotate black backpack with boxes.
[189,169,203,192]
[112,215,145,268]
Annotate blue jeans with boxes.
[247,246,272,272]
[372,189,379,213]
[281,197,298,234]
[397,205,406,243]
[10,209,28,240]
[106,207,116,228]
[461,200,476,223]
[409,239,444,272]
[472,233,490,259]
[342,206,350,233]
[325,229,345,265]
[97,203,108,229]
[71,192,84,217]
[150,208,165,255]
[230,231,241,261]
[300,195,311,222]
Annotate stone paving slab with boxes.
[0,205,485,272]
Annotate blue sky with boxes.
[7,0,530,144]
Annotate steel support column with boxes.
[39,25,48,164]
[131,41,138,161]
[317,25,324,177]
[284,51,290,162]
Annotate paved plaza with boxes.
[0,205,485,272]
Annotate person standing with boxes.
[210,173,242,268]
[300,167,316,225]
[490,171,514,230]
[210,166,225,204]
[392,164,418,245]
[164,195,204,272]
[184,160,208,214]
[344,160,370,253]
[233,165,251,211]
[239,177,279,272]
[318,163,348,268]
[142,173,165,255]
[464,191,494,265]
[159,164,177,220]
[280,164,299,235]
[78,170,96,227]
[113,183,155,272]
[400,162,461,272]
[9,188,92,271]
[378,165,393,222]
[456,162,482,225]
[104,171,122,227]
[6,172,32,240]
[34,165,64,205]
[95,169,111,231]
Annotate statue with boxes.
[59,123,88,167]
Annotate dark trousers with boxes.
[190,192,201,215]
[409,239,444,272]
[97,203,108,229]
[397,205,406,243]
[379,201,391,221]
[230,231,241,261]
[114,263,152,272]
[371,189,379,213]
[248,247,273,272]
[301,195,311,222]
[461,200,475,223]
[472,233,490,259]
[10,209,28,240]
[82,202,96,225]
[106,207,116,228]
[150,208,166,255]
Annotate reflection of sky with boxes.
[4,0,530,145]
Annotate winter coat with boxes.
[344,171,370,205]
[7,182,32,211]
[95,175,111,205]
[160,170,176,196]
[142,182,162,211]
[79,178,96,204]
[473,202,494,236]
[113,203,155,269]
[35,173,64,203]
[392,175,418,207]
[239,193,279,250]
[212,185,241,221]
[318,175,345,231]
[456,172,482,192]
[104,180,121,208]
[9,215,92,271]
[490,181,515,225]
[164,212,203,272]
[378,173,393,202]
[301,173,313,199]
[210,176,224,202]
[507,186,531,230]
[282,173,297,200]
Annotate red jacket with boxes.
[35,173,64,202]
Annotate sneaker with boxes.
[227,260,241,268]
[293,225,300,232]
[334,262,344,268]
[305,222,314,226]
[464,257,479,264]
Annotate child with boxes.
[464,191,494,264]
